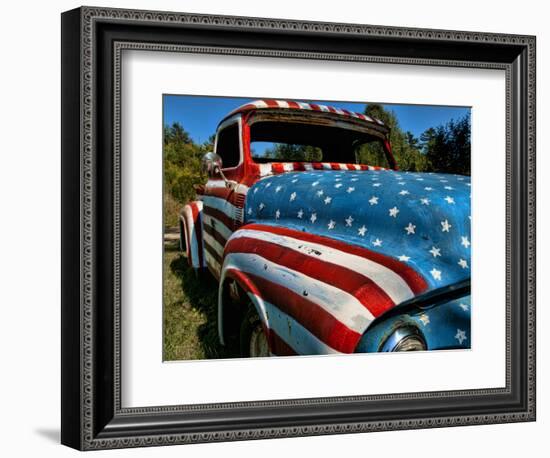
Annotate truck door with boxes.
[201,118,244,277]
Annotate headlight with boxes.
[379,326,427,352]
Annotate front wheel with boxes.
[239,305,270,358]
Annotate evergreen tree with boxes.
[421,115,471,175]
[363,104,428,172]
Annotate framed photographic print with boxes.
[61,6,536,450]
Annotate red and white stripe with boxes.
[201,199,235,277]
[258,162,388,177]
[246,292,341,355]
[204,180,250,195]
[228,99,385,126]
[200,183,250,276]
[220,224,428,354]
[180,201,205,269]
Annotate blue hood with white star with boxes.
[244,170,471,293]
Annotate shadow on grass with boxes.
[168,247,240,360]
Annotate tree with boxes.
[421,115,471,175]
[262,143,322,162]
[364,104,428,172]
[164,122,191,145]
[202,134,216,153]
[406,131,419,149]
[163,123,207,227]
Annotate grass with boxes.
[163,241,239,361]
[163,192,184,228]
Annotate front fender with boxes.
[217,267,270,348]
[354,281,471,352]
[218,223,427,355]
[180,201,205,269]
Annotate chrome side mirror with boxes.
[201,152,223,177]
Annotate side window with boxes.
[215,123,241,169]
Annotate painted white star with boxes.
[351,178,359,182]
[310,213,317,223]
[405,223,416,235]
[444,186,454,190]
[419,314,430,326]
[247,208,252,215]
[461,236,471,248]
[258,203,265,210]
[458,258,469,269]
[398,182,406,186]
[440,179,449,183]
[398,255,411,262]
[275,185,282,193]
[444,196,455,204]
[373,183,382,187]
[289,192,297,202]
[455,329,467,345]
[346,187,355,193]
[372,238,383,247]
[334,183,343,188]
[399,190,410,196]
[334,178,342,182]
[441,219,452,232]
[316,190,324,197]
[291,178,298,183]
[253,187,259,194]
[466,183,471,187]
[459,303,469,312]
[429,246,441,257]
[324,196,332,205]
[369,196,379,205]
[430,268,442,281]
[420,198,430,205]
[424,187,433,191]
[345,216,354,227]
[416,178,424,181]
[389,206,400,218]
[327,220,336,230]
[297,209,304,219]
[265,182,271,188]
[275,209,281,219]
[358,225,367,236]
[312,181,319,187]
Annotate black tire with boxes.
[239,304,269,358]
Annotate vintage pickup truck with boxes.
[179,99,471,357]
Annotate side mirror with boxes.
[201,152,223,177]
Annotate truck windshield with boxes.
[249,118,390,168]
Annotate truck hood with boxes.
[244,169,471,294]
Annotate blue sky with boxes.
[163,95,470,144]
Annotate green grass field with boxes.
[163,241,237,361]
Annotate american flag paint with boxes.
[180,201,205,269]
[217,169,470,354]
[226,99,385,126]
[257,161,388,177]
[183,99,471,355]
